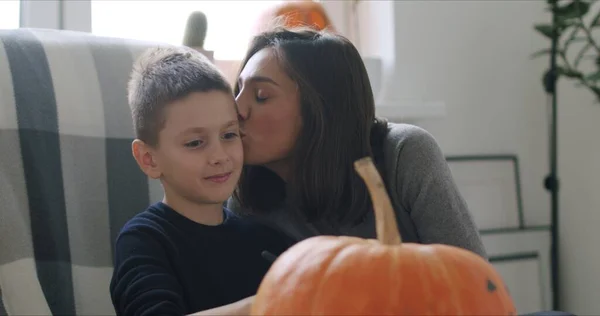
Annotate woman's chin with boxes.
[242,148,267,166]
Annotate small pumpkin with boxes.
[253,0,335,34]
[251,157,517,315]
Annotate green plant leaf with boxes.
[563,69,584,78]
[542,66,584,90]
[542,69,555,91]
[563,24,582,52]
[556,16,579,29]
[542,67,563,89]
[534,24,559,39]
[554,0,591,20]
[571,36,588,42]
[530,48,568,59]
[531,48,553,58]
[589,86,600,101]
[559,66,584,78]
[585,70,600,80]
[590,6,600,26]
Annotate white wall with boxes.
[381,1,551,225]
[556,75,600,314]
[19,0,90,31]
[353,0,600,314]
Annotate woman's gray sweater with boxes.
[227,123,487,259]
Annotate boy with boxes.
[109,46,294,316]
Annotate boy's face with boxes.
[143,91,242,205]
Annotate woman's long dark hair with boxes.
[233,25,389,226]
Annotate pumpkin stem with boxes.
[354,157,402,245]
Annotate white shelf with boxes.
[375,100,446,121]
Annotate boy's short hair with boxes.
[128,46,232,147]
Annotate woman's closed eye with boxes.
[255,88,269,103]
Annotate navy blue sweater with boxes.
[109,202,295,316]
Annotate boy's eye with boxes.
[223,132,239,140]
[184,140,203,148]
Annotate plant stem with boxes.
[572,16,600,96]
[563,24,581,52]
[354,157,402,245]
[577,17,600,55]
[573,42,591,68]
[558,43,598,92]
[563,61,597,91]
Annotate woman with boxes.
[216,26,572,316]
[229,26,487,259]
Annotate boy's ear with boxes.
[132,139,161,179]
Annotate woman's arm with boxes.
[389,124,488,258]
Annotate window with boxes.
[0,0,20,29]
[91,0,283,60]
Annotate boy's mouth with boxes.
[204,172,232,183]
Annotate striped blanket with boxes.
[0,28,171,315]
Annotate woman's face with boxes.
[235,48,302,173]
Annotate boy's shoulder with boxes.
[113,203,172,249]
[116,202,294,248]
[117,202,245,239]
[119,202,167,233]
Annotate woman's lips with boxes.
[205,172,232,183]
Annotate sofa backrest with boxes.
[0,28,171,316]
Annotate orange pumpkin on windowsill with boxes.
[253,0,335,34]
[251,157,517,315]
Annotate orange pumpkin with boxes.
[253,0,335,34]
[251,157,517,315]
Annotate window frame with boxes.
[17,0,356,85]
[18,0,355,57]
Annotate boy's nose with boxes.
[208,143,229,165]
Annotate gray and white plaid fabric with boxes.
[0,28,169,315]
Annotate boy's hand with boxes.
[238,295,254,315]
[189,295,255,316]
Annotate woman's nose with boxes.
[235,97,250,120]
